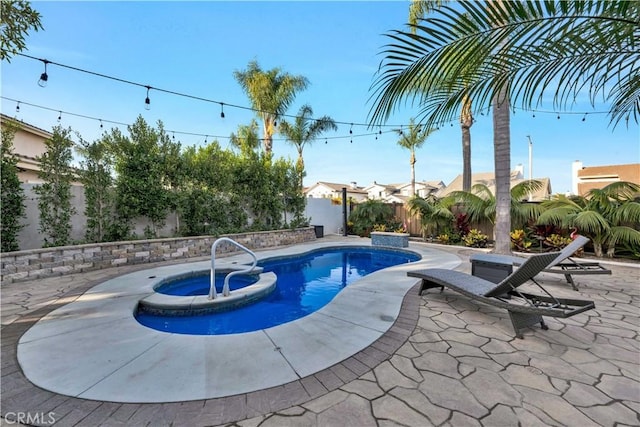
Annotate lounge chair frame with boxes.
[470,235,611,290]
[409,252,596,339]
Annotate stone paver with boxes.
[2,238,639,426]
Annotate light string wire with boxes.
[2,96,399,142]
[17,52,404,129]
[13,53,612,135]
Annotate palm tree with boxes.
[448,180,545,236]
[229,120,261,158]
[409,0,473,192]
[395,118,437,196]
[278,105,337,188]
[369,0,638,253]
[233,60,309,156]
[407,194,454,240]
[537,182,640,258]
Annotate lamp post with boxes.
[526,135,533,201]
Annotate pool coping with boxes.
[6,241,460,419]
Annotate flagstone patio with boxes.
[1,237,638,426]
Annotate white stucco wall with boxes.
[304,197,350,235]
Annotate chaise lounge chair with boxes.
[408,252,596,338]
[469,235,611,290]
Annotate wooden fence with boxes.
[389,202,494,239]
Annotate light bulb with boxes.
[38,72,48,87]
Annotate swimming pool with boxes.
[136,246,420,335]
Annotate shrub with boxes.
[510,229,532,252]
[373,223,387,232]
[437,234,450,244]
[545,234,572,251]
[348,200,393,237]
[462,229,489,248]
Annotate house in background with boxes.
[304,181,369,202]
[365,180,445,203]
[436,165,552,202]
[1,113,51,183]
[572,161,640,196]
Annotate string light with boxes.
[144,86,151,110]
[38,60,49,87]
[2,94,613,149]
[16,52,477,131]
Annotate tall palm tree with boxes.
[395,118,437,196]
[537,182,640,258]
[278,104,337,188]
[409,0,474,191]
[369,0,638,253]
[233,60,309,156]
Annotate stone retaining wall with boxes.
[1,227,316,285]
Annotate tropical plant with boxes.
[33,126,76,247]
[348,199,394,237]
[407,194,454,240]
[436,233,450,244]
[0,119,26,251]
[0,0,43,62]
[510,229,532,252]
[537,182,640,258]
[462,229,489,248]
[278,104,337,188]
[369,0,639,253]
[395,118,437,196]
[233,60,309,156]
[448,180,545,234]
[544,233,572,251]
[229,119,261,158]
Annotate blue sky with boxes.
[2,1,638,194]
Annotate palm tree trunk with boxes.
[491,0,511,255]
[410,149,416,196]
[594,242,604,257]
[263,118,274,155]
[297,148,305,188]
[492,92,511,254]
[460,92,473,192]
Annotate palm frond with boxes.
[369,0,639,129]
[607,225,640,248]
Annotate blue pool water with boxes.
[155,274,258,296]
[136,247,420,335]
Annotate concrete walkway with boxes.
[2,236,639,426]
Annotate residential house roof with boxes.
[436,170,552,201]
[575,163,640,196]
[304,181,368,195]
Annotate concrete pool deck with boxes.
[2,235,639,426]
[12,239,460,403]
